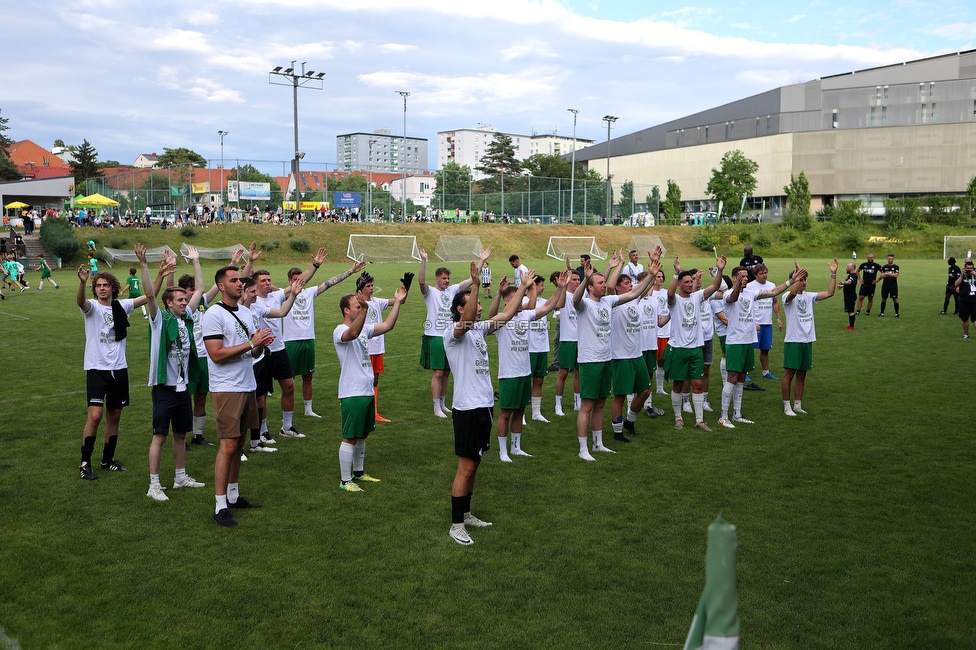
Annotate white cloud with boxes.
[927,22,976,39]
[500,40,558,62]
[785,14,805,23]
[729,22,752,30]
[185,9,220,25]
[150,29,211,53]
[380,43,417,53]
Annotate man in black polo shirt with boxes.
[840,262,859,330]
[942,257,961,315]
[739,246,763,281]
[856,253,882,316]
[955,259,976,339]
[878,254,900,318]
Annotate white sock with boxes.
[440,396,450,413]
[260,419,268,435]
[592,429,604,448]
[282,410,293,430]
[150,473,160,487]
[626,408,638,422]
[656,370,665,392]
[721,382,734,420]
[498,436,510,460]
[626,393,635,406]
[512,432,521,450]
[733,383,744,418]
[433,399,444,415]
[671,391,683,419]
[531,396,542,417]
[304,399,315,412]
[794,400,803,411]
[720,358,727,383]
[703,391,709,403]
[227,482,239,503]
[175,468,186,481]
[578,436,589,453]
[682,392,691,407]
[555,395,563,413]
[692,393,704,423]
[573,393,581,410]
[192,415,206,437]
[352,439,366,473]
[215,495,227,513]
[339,442,354,482]
[612,418,623,434]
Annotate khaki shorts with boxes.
[210,392,259,439]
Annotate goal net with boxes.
[546,236,607,261]
[627,234,667,259]
[434,234,485,262]
[180,243,248,262]
[347,234,421,263]
[102,246,177,268]
[944,236,976,261]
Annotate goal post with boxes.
[546,236,607,262]
[434,234,485,262]
[102,246,177,268]
[347,234,421,263]
[627,234,667,259]
[944,236,976,261]
[180,242,248,262]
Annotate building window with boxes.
[725,122,729,139]
[876,86,882,105]
[871,106,877,126]
[930,82,935,99]
[882,106,887,125]
[919,83,925,102]
[883,85,889,103]
[766,115,771,132]
[832,109,838,129]
[756,118,760,136]
[730,121,734,139]
[705,125,709,142]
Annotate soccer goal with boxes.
[944,236,976,261]
[434,234,485,262]
[180,243,248,262]
[546,236,607,262]
[102,246,177,268]
[627,234,667,259]
[347,234,421,263]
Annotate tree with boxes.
[618,180,635,217]
[69,139,103,189]
[156,147,207,168]
[0,108,21,181]
[133,172,172,214]
[53,138,66,148]
[435,162,473,210]
[646,186,661,220]
[522,153,572,179]
[663,179,682,225]
[706,149,758,218]
[967,175,976,218]
[782,171,813,230]
[475,132,522,195]
[228,164,283,205]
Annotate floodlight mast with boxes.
[217,130,228,207]
[568,109,578,224]
[396,91,410,222]
[602,115,618,224]
[269,61,325,204]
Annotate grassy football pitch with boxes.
[0,254,973,648]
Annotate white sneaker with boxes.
[532,414,550,423]
[173,475,205,489]
[702,402,714,412]
[732,416,754,424]
[260,433,277,445]
[279,426,306,439]
[784,408,797,417]
[304,409,321,418]
[554,408,565,417]
[147,484,169,501]
[249,444,277,453]
[434,410,448,419]
[510,448,533,457]
[579,450,596,461]
[240,453,248,461]
[682,402,693,413]
[499,453,513,463]
[592,445,616,454]
[441,406,452,415]
[717,419,736,429]
[449,523,474,546]
[656,389,669,396]
[794,407,808,414]
[464,513,492,528]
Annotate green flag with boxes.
[171,185,190,197]
[683,513,739,650]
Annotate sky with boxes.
[3,0,974,176]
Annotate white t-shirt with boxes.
[652,289,671,338]
[559,299,579,342]
[82,299,135,371]
[190,299,209,357]
[638,295,658,352]
[747,279,775,325]
[201,302,257,392]
[148,309,192,391]
[527,297,550,353]
[624,261,644,283]
[725,289,760,345]
[668,291,705,349]
[255,290,286,352]
[710,294,728,338]
[782,291,818,343]
[610,298,643,360]
[333,323,376,399]
[512,264,529,287]
[282,286,320,342]
[423,284,461,336]
[496,310,535,379]
[366,297,391,355]
[699,294,715,341]
[575,294,619,363]
[444,321,494,410]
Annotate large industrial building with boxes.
[573,51,976,217]
[336,130,428,175]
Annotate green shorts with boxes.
[663,346,704,382]
[41,268,52,279]
[286,339,316,376]
[612,357,650,395]
[529,352,549,378]
[340,395,375,440]
[188,356,209,394]
[498,375,531,410]
[718,335,727,354]
[783,342,813,372]
[578,362,612,400]
[725,343,755,374]
[642,350,657,377]
[420,335,449,371]
[558,341,578,370]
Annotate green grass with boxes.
[1,253,974,648]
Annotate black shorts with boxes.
[959,302,976,322]
[844,293,856,313]
[859,283,876,298]
[881,283,898,300]
[152,385,193,434]
[252,355,274,397]
[268,348,294,381]
[453,406,494,462]
[86,368,130,409]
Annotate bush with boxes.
[778,227,797,244]
[833,200,868,226]
[108,236,129,249]
[289,237,311,253]
[752,228,772,249]
[259,240,280,253]
[781,208,813,231]
[838,227,863,251]
[690,226,719,251]
[728,234,740,246]
[39,218,80,264]
[180,225,199,237]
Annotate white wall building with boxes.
[133,154,158,169]
[438,125,531,179]
[336,130,428,174]
[529,134,595,157]
[388,174,437,207]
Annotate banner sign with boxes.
[239,182,271,201]
[170,185,190,197]
[191,182,210,194]
[283,201,327,211]
[334,192,361,208]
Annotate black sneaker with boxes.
[191,436,215,447]
[743,383,766,392]
[878,313,885,317]
[100,459,128,472]
[623,419,636,436]
[212,508,238,527]
[613,432,632,443]
[80,462,97,480]
[228,496,261,509]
